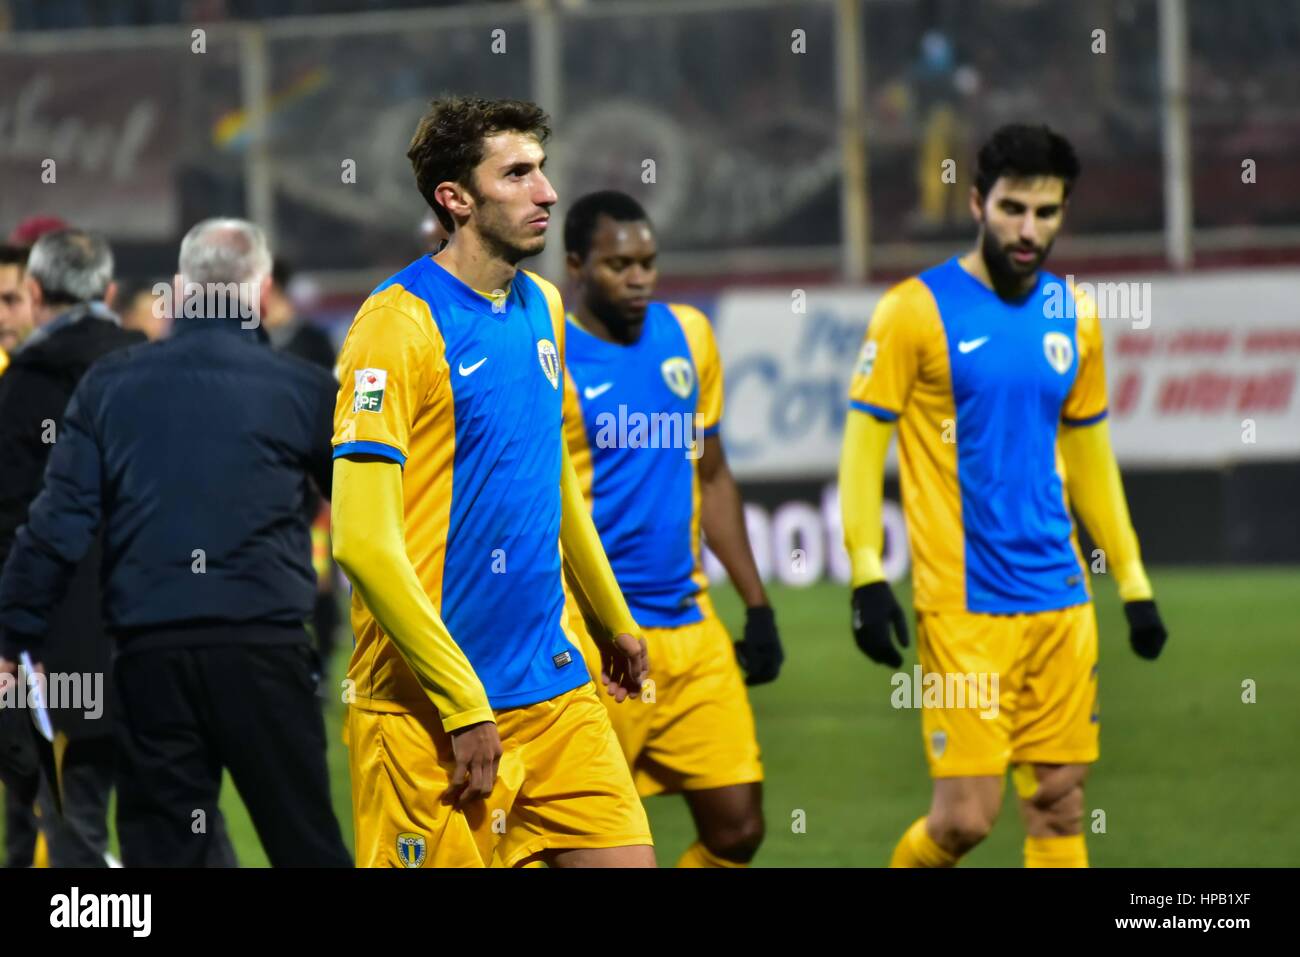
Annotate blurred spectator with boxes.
[262,258,340,670]
[8,216,68,248]
[0,218,349,867]
[263,259,334,369]
[117,278,172,342]
[0,244,34,361]
[0,228,144,867]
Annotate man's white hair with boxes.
[27,229,113,303]
[178,218,272,287]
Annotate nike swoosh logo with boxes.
[957,336,990,354]
[458,357,488,376]
[583,382,614,400]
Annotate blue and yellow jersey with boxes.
[331,256,589,711]
[848,257,1106,614]
[562,302,722,628]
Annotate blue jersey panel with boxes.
[919,258,1089,613]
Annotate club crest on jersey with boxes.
[353,368,387,413]
[1043,332,1074,375]
[660,356,694,399]
[396,832,426,868]
[537,339,560,389]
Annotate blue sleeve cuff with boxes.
[1062,409,1109,427]
[333,441,407,466]
[849,400,900,423]
[701,421,721,438]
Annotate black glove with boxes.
[851,582,909,668]
[735,605,783,686]
[1125,599,1168,660]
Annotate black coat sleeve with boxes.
[0,377,105,654]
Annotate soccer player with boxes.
[560,191,783,868]
[330,96,655,868]
[839,124,1169,868]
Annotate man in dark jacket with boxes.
[0,218,350,867]
[0,228,144,866]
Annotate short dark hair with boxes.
[407,95,552,233]
[564,191,651,259]
[974,124,1081,200]
[0,244,29,269]
[272,258,293,290]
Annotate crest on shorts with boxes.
[397,832,427,868]
[661,356,694,399]
[537,339,560,389]
[1043,332,1074,375]
[930,729,948,759]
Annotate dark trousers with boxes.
[38,735,112,866]
[112,636,351,867]
[3,772,39,867]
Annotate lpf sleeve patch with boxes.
[353,368,388,413]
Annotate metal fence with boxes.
[1,0,1297,286]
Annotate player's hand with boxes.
[446,720,502,808]
[851,582,909,668]
[600,632,648,703]
[735,605,783,686]
[1124,600,1168,660]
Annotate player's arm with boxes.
[559,439,648,702]
[331,457,493,730]
[840,281,930,667]
[676,302,784,683]
[1059,291,1167,660]
[328,301,493,728]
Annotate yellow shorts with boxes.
[915,603,1099,777]
[347,684,652,868]
[574,606,763,796]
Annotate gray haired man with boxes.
[0,219,349,866]
[0,228,144,866]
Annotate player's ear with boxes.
[565,251,584,281]
[968,186,984,223]
[435,180,473,226]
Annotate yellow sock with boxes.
[1024,834,1088,868]
[890,816,958,868]
[33,830,49,869]
[677,841,748,868]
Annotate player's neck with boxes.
[572,303,641,346]
[959,249,1037,301]
[434,233,518,299]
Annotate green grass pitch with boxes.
[4,567,1297,866]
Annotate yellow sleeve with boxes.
[848,278,934,420]
[839,409,895,586]
[1059,419,1152,601]
[332,289,439,462]
[331,457,494,732]
[1062,286,1109,426]
[559,439,639,642]
[671,303,723,435]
